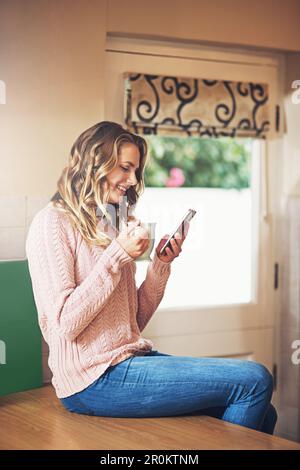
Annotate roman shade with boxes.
[124,72,271,139]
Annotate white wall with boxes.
[108,0,300,52]
[0,0,107,197]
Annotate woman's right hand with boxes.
[116,220,150,259]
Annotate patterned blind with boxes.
[124,72,271,139]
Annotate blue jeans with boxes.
[61,350,277,434]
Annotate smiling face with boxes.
[105,143,140,204]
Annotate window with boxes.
[135,136,260,308]
[105,36,281,365]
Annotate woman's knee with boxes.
[247,361,274,395]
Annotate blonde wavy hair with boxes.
[51,121,148,247]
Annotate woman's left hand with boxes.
[155,223,189,263]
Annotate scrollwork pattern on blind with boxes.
[124,73,270,139]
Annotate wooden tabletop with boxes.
[0,385,299,450]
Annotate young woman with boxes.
[26,121,277,434]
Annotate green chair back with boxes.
[0,259,43,396]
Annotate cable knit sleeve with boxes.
[26,207,132,341]
[136,252,171,332]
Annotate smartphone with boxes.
[159,209,196,255]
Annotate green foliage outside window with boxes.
[144,136,251,189]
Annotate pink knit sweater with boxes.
[26,202,171,398]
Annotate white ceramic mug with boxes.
[135,222,156,261]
